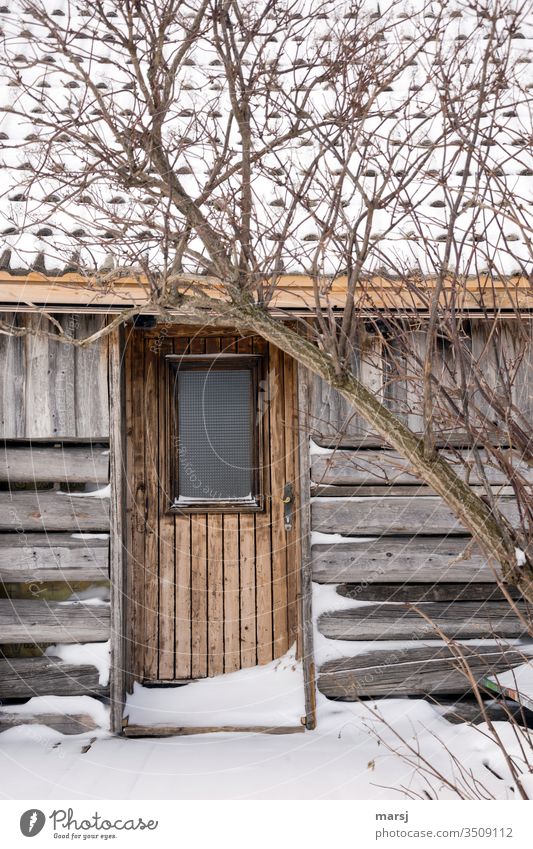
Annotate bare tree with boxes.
[1,0,533,597]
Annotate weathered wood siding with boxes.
[312,537,496,584]
[309,319,533,446]
[0,534,108,582]
[0,313,109,438]
[0,656,107,699]
[306,322,533,699]
[0,445,109,483]
[0,314,110,705]
[312,448,533,487]
[311,470,533,698]
[318,645,528,700]
[0,599,110,644]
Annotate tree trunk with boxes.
[11,295,533,603]
[170,298,533,603]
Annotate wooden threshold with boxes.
[123,723,306,737]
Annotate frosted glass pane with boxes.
[176,369,253,501]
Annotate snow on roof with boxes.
[0,0,531,281]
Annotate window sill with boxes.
[166,499,265,515]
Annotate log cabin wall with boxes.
[0,313,110,730]
[307,319,533,704]
[2,311,533,728]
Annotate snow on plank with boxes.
[483,661,533,713]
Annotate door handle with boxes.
[282,482,294,532]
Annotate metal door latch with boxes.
[282,482,294,532]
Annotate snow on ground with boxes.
[125,646,304,728]
[0,694,531,800]
[1,520,531,799]
[0,696,109,730]
[489,662,533,699]
[44,642,111,687]
[485,661,533,713]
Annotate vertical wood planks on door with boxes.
[270,345,289,658]
[128,328,147,682]
[255,336,273,665]
[143,336,159,681]
[238,334,257,669]
[221,333,241,673]
[157,332,176,680]
[173,335,192,679]
[189,334,208,678]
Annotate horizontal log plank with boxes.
[317,644,529,698]
[436,698,532,725]
[311,484,430,498]
[0,491,110,532]
[311,485,515,498]
[310,433,487,451]
[318,602,529,641]
[0,533,108,582]
[3,437,109,445]
[336,582,521,603]
[0,446,109,484]
[0,655,107,698]
[0,712,99,734]
[0,599,110,644]
[312,537,497,584]
[312,496,519,536]
[312,449,533,487]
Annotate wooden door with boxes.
[124,326,301,683]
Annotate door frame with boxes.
[109,323,316,735]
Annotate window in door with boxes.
[167,354,263,512]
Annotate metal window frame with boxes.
[165,353,265,514]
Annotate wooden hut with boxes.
[1,271,532,735]
[0,1,532,736]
